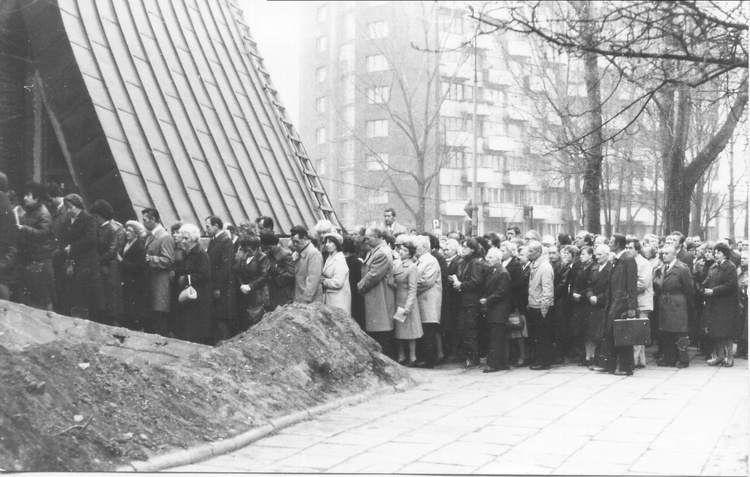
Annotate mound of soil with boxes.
[0,301,413,471]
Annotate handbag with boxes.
[178,275,197,304]
[506,311,524,330]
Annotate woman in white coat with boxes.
[322,233,351,314]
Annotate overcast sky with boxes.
[242,0,304,125]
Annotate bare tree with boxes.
[473,1,748,233]
[332,3,478,230]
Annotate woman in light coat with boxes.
[392,236,422,365]
[322,233,351,314]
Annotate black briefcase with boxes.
[614,317,651,346]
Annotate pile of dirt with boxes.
[0,301,413,471]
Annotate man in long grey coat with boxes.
[290,224,324,304]
[358,227,395,358]
[142,207,174,337]
[414,235,442,367]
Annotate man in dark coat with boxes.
[17,182,56,311]
[481,248,512,372]
[653,244,695,367]
[0,172,18,300]
[206,215,236,343]
[259,231,295,311]
[596,234,639,376]
[63,194,105,319]
[46,182,72,314]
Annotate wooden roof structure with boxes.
[21,0,337,233]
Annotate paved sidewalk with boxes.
[168,354,748,475]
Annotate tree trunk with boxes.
[690,175,705,237]
[663,84,748,234]
[728,138,735,240]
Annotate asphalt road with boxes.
[168,351,748,475]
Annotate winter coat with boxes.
[144,225,174,313]
[322,251,351,314]
[97,220,123,318]
[294,242,324,304]
[653,260,695,333]
[120,237,148,328]
[482,264,512,324]
[357,241,395,332]
[701,259,740,338]
[18,202,56,262]
[604,252,639,337]
[65,210,104,313]
[174,243,212,343]
[416,252,442,324]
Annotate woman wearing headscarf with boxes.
[61,194,104,319]
[321,232,351,315]
[392,235,422,365]
[118,220,148,331]
[173,223,212,345]
[701,242,740,367]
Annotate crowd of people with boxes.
[1,174,746,373]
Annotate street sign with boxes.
[464,199,473,218]
[432,219,440,229]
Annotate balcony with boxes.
[442,200,471,217]
[487,135,513,151]
[439,168,464,185]
[461,167,494,183]
[504,170,533,185]
[487,203,520,218]
[445,130,471,148]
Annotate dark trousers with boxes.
[369,330,395,360]
[458,306,479,362]
[487,322,509,369]
[528,307,554,366]
[418,323,440,364]
[554,304,570,360]
[661,332,689,365]
[443,300,462,359]
[478,311,489,358]
[599,335,634,372]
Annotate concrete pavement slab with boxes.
[628,449,710,475]
[568,440,650,465]
[397,461,479,474]
[429,440,511,458]
[416,448,496,467]
[476,460,555,474]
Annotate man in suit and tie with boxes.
[383,208,407,237]
[142,207,174,337]
[481,247,512,372]
[206,215,236,343]
[358,227,396,358]
[597,233,639,376]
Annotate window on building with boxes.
[316,97,326,114]
[367,86,390,104]
[316,66,326,83]
[343,106,355,130]
[371,190,389,204]
[366,119,388,137]
[445,149,464,169]
[365,153,388,171]
[366,54,388,72]
[317,4,327,22]
[442,81,465,101]
[340,44,355,73]
[342,170,354,199]
[343,76,355,103]
[316,36,327,53]
[317,158,327,175]
[344,13,355,41]
[439,12,463,34]
[316,127,326,145]
[368,21,388,39]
